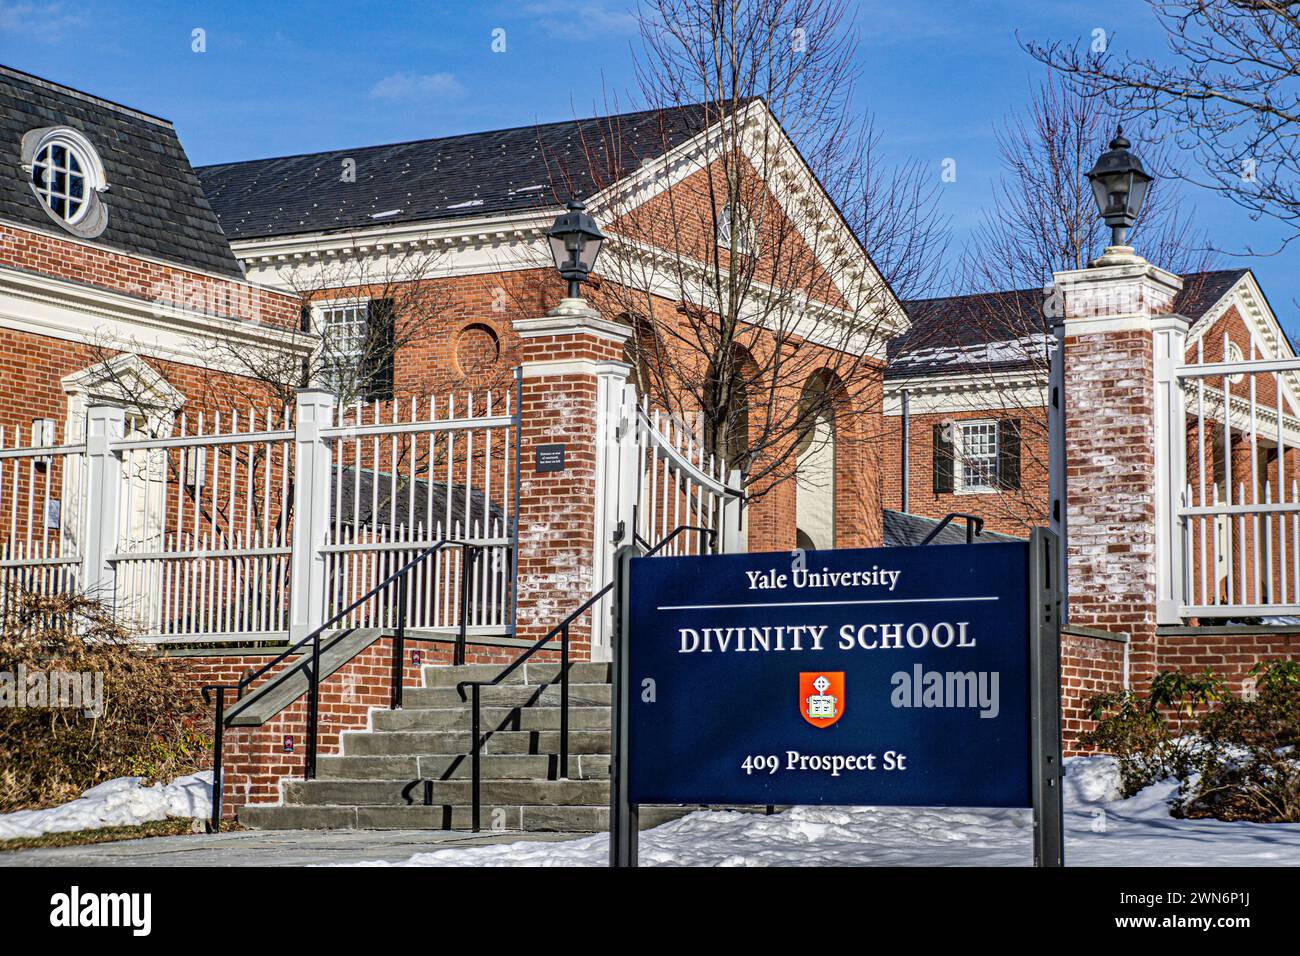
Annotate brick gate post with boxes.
[512,298,632,660]
[1053,246,1186,686]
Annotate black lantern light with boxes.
[1086,126,1154,248]
[546,199,606,299]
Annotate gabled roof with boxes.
[196,104,717,241]
[888,268,1252,379]
[0,64,244,278]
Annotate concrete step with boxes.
[345,729,610,757]
[420,661,611,688]
[239,802,694,833]
[372,706,611,733]
[316,753,610,781]
[286,777,612,807]
[401,683,612,708]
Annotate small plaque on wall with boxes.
[535,444,566,473]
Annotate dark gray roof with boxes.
[334,467,507,535]
[882,509,1022,547]
[888,269,1251,379]
[0,64,244,278]
[196,104,718,241]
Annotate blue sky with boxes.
[2,0,1296,331]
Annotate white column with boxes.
[80,403,125,604]
[288,388,336,641]
[590,366,633,661]
[722,468,747,553]
[1154,314,1191,624]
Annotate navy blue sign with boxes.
[627,543,1031,808]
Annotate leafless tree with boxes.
[545,0,948,504]
[206,242,515,410]
[78,242,510,560]
[894,75,1218,533]
[1024,1,1300,255]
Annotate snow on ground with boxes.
[0,772,212,840]
[345,757,1300,867]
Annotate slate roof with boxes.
[888,269,1251,379]
[333,467,507,535]
[882,509,1022,547]
[196,104,720,241]
[0,64,244,278]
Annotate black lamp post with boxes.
[1086,126,1154,248]
[546,199,606,300]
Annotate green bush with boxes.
[0,585,208,813]
[1083,662,1300,823]
[1177,662,1300,823]
[1081,668,1227,797]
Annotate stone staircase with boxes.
[239,660,693,833]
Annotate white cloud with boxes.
[519,1,637,41]
[0,0,83,42]
[369,71,465,102]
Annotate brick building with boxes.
[7,63,1297,828]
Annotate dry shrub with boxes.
[1085,662,1300,823]
[0,584,207,813]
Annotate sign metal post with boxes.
[610,543,640,867]
[1029,527,1064,867]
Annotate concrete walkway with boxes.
[0,829,583,867]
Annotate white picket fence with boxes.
[1170,333,1300,620]
[1,369,747,647]
[321,391,515,633]
[1,382,520,645]
[0,420,85,623]
[630,397,743,557]
[111,405,296,640]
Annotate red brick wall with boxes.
[1158,630,1300,694]
[881,405,1049,536]
[1060,630,1128,754]
[1,223,298,330]
[1063,327,1159,682]
[175,638,554,818]
[0,325,283,439]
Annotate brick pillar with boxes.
[1054,248,1185,686]
[513,299,632,660]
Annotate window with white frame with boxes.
[319,302,369,392]
[22,126,109,237]
[957,420,999,491]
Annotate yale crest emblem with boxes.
[799,672,844,728]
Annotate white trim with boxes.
[62,352,185,408]
[582,100,904,330]
[225,101,908,358]
[884,369,1047,415]
[520,359,627,379]
[514,311,632,343]
[0,265,316,372]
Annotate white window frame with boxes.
[313,299,370,395]
[956,419,999,493]
[20,126,109,238]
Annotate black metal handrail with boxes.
[918,512,985,546]
[201,537,482,832]
[454,524,715,832]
